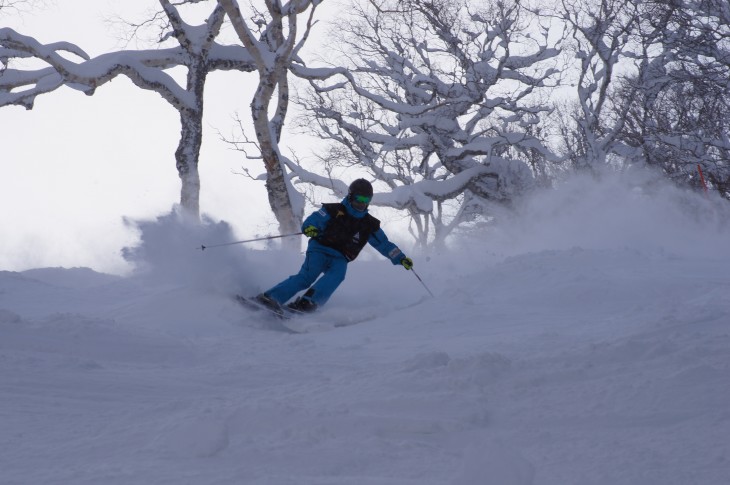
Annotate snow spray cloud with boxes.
[121,208,259,293]
[488,166,730,258]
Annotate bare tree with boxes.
[0,0,46,15]
[0,1,255,220]
[291,0,563,247]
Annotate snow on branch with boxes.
[0,2,260,219]
[0,24,256,110]
[289,0,564,246]
[0,27,195,109]
[0,27,94,108]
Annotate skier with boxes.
[255,179,413,313]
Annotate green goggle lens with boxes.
[354,195,371,204]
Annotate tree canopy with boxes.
[1,0,727,249]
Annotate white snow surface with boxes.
[2,172,730,485]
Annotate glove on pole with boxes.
[199,232,303,251]
[303,225,319,238]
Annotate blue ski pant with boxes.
[265,250,348,307]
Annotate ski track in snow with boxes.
[1,247,729,485]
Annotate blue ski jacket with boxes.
[303,197,407,264]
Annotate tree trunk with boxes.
[175,64,206,222]
[176,108,203,221]
[218,0,308,250]
[252,74,301,246]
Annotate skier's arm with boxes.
[302,207,330,237]
[368,228,408,265]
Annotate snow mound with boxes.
[1,171,729,483]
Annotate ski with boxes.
[234,294,430,333]
[233,295,303,333]
[235,294,287,317]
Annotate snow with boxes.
[2,171,730,485]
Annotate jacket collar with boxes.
[341,197,367,218]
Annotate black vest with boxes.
[317,203,380,261]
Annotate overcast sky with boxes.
[1,0,329,274]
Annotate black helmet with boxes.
[348,178,373,198]
[348,178,373,211]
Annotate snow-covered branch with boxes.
[0,2,259,219]
[292,0,563,246]
[611,0,730,198]
[554,0,641,169]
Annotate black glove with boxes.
[400,257,413,270]
[303,225,319,238]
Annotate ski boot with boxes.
[287,295,318,313]
[254,293,284,316]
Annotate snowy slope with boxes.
[1,173,729,485]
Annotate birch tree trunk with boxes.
[176,67,206,221]
[218,0,319,248]
[164,0,217,221]
[251,71,301,239]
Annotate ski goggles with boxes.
[353,194,372,205]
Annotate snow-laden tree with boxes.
[218,0,323,247]
[553,0,641,170]
[553,0,730,199]
[0,1,255,220]
[291,0,562,247]
[616,0,730,198]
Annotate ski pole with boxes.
[199,232,303,251]
[411,268,434,298]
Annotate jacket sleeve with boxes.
[368,227,406,265]
[302,207,331,233]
